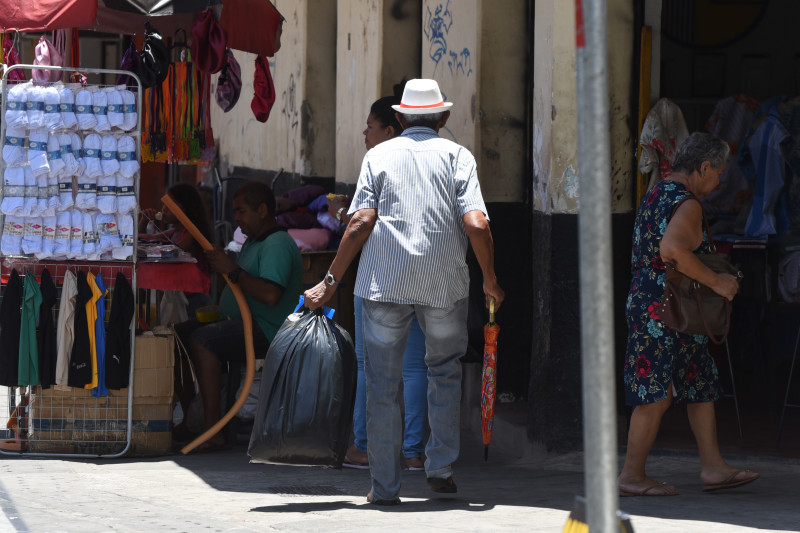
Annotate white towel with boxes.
[43,86,62,131]
[21,217,43,255]
[57,175,74,211]
[36,173,51,216]
[70,132,86,176]
[96,212,122,253]
[22,165,39,216]
[75,88,97,130]
[97,174,118,214]
[75,175,97,210]
[113,214,134,260]
[3,126,27,167]
[1,215,24,255]
[55,269,77,389]
[26,85,46,129]
[53,210,71,257]
[1,166,25,215]
[92,90,110,132]
[82,133,102,178]
[100,135,120,176]
[68,208,84,259]
[47,133,66,178]
[28,128,51,177]
[34,216,56,259]
[58,133,78,175]
[83,210,99,259]
[116,135,139,178]
[4,82,29,129]
[106,87,124,129]
[58,85,78,130]
[47,175,60,215]
[115,174,137,214]
[121,89,138,131]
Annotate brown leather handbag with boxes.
[658,197,742,344]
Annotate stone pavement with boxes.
[1,431,799,533]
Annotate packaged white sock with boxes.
[22,165,39,216]
[100,135,120,176]
[106,87,124,129]
[82,133,103,178]
[68,208,84,259]
[28,128,51,177]
[70,133,86,176]
[46,174,60,215]
[75,88,97,130]
[53,210,71,257]
[83,211,99,259]
[120,89,137,131]
[75,175,97,210]
[58,85,78,130]
[4,82,29,129]
[43,86,62,131]
[1,216,24,255]
[3,126,27,167]
[116,135,139,178]
[58,133,78,175]
[26,85,45,129]
[57,175,74,211]
[97,174,117,214]
[47,133,66,178]
[34,216,56,259]
[21,217,43,255]
[92,90,110,132]
[96,213,122,253]
[1,166,25,215]
[112,213,134,260]
[36,173,51,216]
[115,174,137,214]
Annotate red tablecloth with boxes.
[136,262,210,294]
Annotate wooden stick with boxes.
[159,194,255,455]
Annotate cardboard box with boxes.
[28,333,175,456]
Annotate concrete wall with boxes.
[211,0,336,178]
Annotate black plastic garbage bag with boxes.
[248,305,356,468]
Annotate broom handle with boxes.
[159,194,255,454]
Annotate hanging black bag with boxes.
[248,301,356,468]
[139,22,170,89]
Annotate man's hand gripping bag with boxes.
[247,306,356,467]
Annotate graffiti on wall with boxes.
[281,71,299,171]
[424,1,473,80]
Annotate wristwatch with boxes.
[336,207,345,221]
[228,267,244,284]
[324,270,340,287]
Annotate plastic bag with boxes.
[248,300,356,467]
[159,290,189,326]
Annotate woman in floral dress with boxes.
[618,132,760,496]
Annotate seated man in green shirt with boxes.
[174,181,302,452]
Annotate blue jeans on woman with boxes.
[352,295,428,459]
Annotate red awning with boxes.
[0,0,98,32]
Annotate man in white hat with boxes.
[304,78,504,505]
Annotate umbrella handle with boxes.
[489,297,495,323]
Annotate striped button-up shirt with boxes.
[349,126,488,307]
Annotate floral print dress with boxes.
[624,180,720,406]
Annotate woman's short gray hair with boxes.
[670,132,730,174]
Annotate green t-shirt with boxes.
[219,229,302,342]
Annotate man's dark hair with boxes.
[234,181,276,215]
[401,111,446,130]
[370,96,403,133]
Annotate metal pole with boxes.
[574,1,619,532]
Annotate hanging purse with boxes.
[658,197,743,344]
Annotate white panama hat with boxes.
[391,78,454,115]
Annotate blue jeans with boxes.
[352,296,428,458]
[363,298,468,500]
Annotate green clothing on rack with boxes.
[19,270,42,386]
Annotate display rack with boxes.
[0,64,142,457]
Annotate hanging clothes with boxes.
[105,271,134,390]
[83,272,102,390]
[68,270,92,388]
[37,268,57,389]
[55,269,77,390]
[638,98,689,192]
[18,270,42,387]
[0,268,22,387]
[92,273,109,397]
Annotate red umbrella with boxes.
[481,297,499,461]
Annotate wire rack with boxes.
[0,64,143,457]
